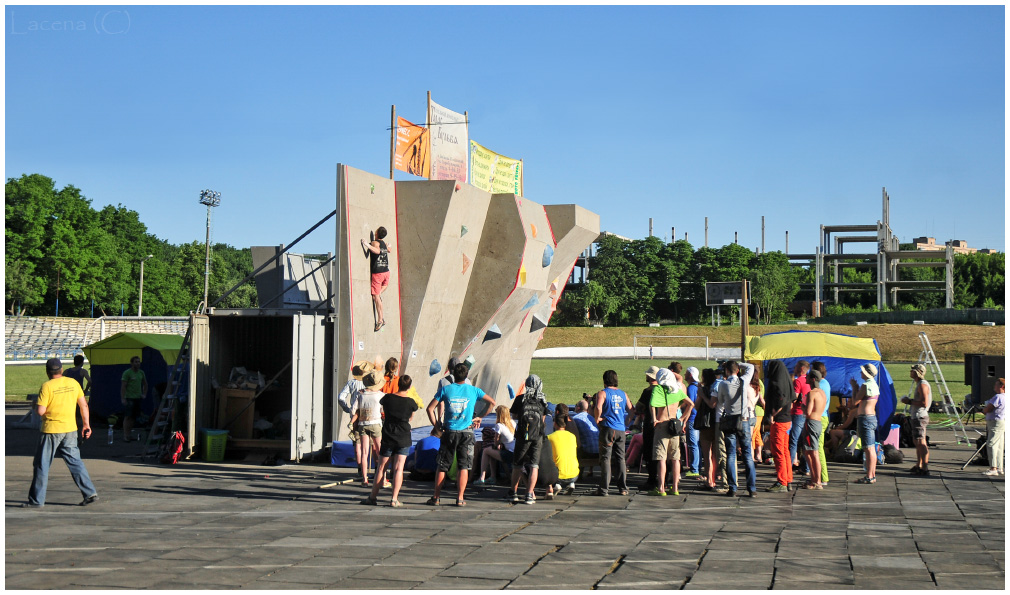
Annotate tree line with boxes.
[554,233,1005,326]
[5,174,257,317]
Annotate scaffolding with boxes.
[789,188,953,313]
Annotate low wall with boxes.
[816,308,1003,326]
[533,346,742,360]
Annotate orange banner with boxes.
[394,117,430,177]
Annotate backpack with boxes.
[833,432,862,464]
[520,395,545,442]
[882,444,904,464]
[892,413,915,448]
[160,431,185,465]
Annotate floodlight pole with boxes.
[138,254,154,316]
[199,189,222,310]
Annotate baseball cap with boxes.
[686,366,700,382]
[45,358,63,372]
[645,366,660,380]
[807,369,823,383]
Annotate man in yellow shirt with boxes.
[548,413,579,496]
[25,359,99,508]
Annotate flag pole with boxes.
[390,105,396,180]
[426,91,432,179]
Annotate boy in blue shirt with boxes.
[425,363,495,507]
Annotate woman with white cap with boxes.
[849,363,880,484]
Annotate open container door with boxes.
[290,311,329,461]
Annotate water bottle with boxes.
[107,425,114,445]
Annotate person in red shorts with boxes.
[361,226,392,332]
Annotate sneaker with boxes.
[919,468,930,477]
[725,489,737,497]
[594,489,608,497]
[544,492,554,501]
[511,492,523,504]
[672,491,680,496]
[619,489,629,496]
[747,491,756,498]
[984,469,1000,476]
[909,464,921,473]
[565,483,576,496]
[80,494,99,506]
[525,492,536,505]
[648,489,667,497]
[473,479,487,488]
[383,480,392,488]
[22,502,43,509]
[684,472,700,478]
[855,476,876,484]
[785,483,793,492]
[766,483,787,493]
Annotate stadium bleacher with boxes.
[4,316,188,361]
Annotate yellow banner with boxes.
[394,117,430,177]
[469,141,523,195]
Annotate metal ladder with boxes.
[141,322,192,460]
[914,331,970,445]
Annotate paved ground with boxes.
[5,407,1005,590]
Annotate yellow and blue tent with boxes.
[745,330,897,434]
[81,332,184,419]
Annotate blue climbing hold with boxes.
[429,360,441,377]
[542,245,554,267]
[521,295,539,311]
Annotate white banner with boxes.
[428,99,468,183]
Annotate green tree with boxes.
[749,251,799,323]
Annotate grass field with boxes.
[540,323,1004,362]
[5,364,48,402]
[528,358,969,406]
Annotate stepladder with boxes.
[141,322,192,460]
[909,331,971,445]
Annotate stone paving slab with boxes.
[4,412,1005,590]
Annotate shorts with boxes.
[124,399,142,418]
[370,271,390,296]
[379,444,410,458]
[437,430,474,472]
[360,423,382,438]
[857,414,877,449]
[913,411,929,440]
[513,437,542,468]
[653,422,682,461]
[801,418,822,452]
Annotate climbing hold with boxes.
[530,223,537,238]
[507,383,515,401]
[521,295,539,311]
[542,245,554,268]
[484,324,502,342]
[464,355,476,369]
[462,253,472,274]
[530,313,548,332]
[461,224,468,237]
[519,265,527,286]
[429,360,441,377]
[550,278,560,292]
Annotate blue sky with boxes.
[5,5,1005,256]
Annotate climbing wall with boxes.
[333,164,599,430]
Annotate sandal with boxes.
[456,499,466,507]
[619,489,629,496]
[855,476,876,484]
[425,496,439,506]
[390,500,403,508]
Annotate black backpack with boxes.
[520,395,545,442]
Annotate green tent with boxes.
[82,332,183,366]
[81,332,184,418]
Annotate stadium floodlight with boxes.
[199,189,222,310]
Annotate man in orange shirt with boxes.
[25,359,99,508]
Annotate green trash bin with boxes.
[201,429,229,462]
